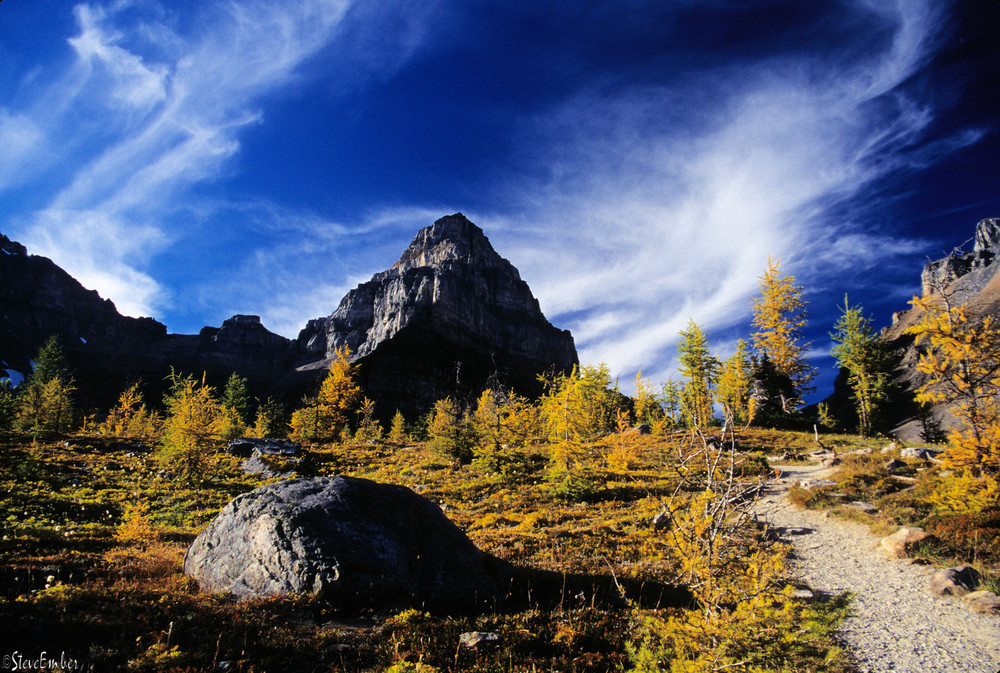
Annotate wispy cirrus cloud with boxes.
[483,0,979,386]
[3,0,437,319]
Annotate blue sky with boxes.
[1,0,998,400]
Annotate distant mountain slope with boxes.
[836,218,1000,440]
[0,214,577,417]
[294,213,578,416]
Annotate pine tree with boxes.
[316,346,361,439]
[16,335,75,435]
[388,410,408,444]
[750,257,816,411]
[677,320,720,428]
[252,397,287,439]
[907,295,1000,512]
[220,373,251,424]
[632,372,665,432]
[716,339,753,426]
[830,296,892,436]
[159,371,223,481]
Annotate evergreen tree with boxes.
[0,380,16,431]
[388,410,408,444]
[751,257,816,410]
[252,397,287,439]
[677,320,720,428]
[220,373,251,425]
[102,382,160,439]
[159,371,223,481]
[16,335,75,435]
[716,339,753,426]
[830,296,892,436]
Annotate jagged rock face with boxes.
[920,218,1000,300]
[296,213,577,413]
[2,214,577,416]
[861,217,1000,440]
[0,232,296,406]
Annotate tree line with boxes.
[2,256,996,513]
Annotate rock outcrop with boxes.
[1,214,577,416]
[825,217,1000,440]
[294,213,578,416]
[183,476,513,613]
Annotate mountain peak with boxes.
[392,213,503,273]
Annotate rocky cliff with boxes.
[1,214,577,417]
[854,217,1000,440]
[294,213,578,416]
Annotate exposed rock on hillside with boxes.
[1,214,577,416]
[295,213,577,415]
[183,476,513,613]
[861,217,1000,439]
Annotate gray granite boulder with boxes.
[183,476,511,613]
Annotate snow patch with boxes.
[80,337,87,344]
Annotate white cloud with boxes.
[488,0,961,389]
[10,0,358,318]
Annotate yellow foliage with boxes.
[158,373,223,480]
[907,296,1000,512]
[354,396,383,444]
[388,410,409,444]
[102,383,161,439]
[115,501,160,547]
[316,346,362,438]
[751,257,816,408]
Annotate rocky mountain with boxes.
[838,217,1000,440]
[0,231,299,407]
[0,214,577,417]
[293,213,578,416]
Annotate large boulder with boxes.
[183,476,512,613]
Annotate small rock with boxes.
[964,590,998,602]
[820,457,841,468]
[460,631,500,649]
[844,501,877,513]
[929,566,981,597]
[849,447,873,456]
[883,441,899,453]
[969,594,1000,615]
[797,478,837,490]
[880,527,931,559]
[885,459,907,472]
[900,447,944,460]
[792,589,815,600]
[651,512,670,532]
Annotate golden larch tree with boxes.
[750,257,816,410]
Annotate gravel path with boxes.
[755,463,1000,673]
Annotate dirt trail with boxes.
[755,463,1000,673]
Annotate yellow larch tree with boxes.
[750,257,816,411]
[907,295,1000,512]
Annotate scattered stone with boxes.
[848,447,874,456]
[227,437,300,458]
[882,441,899,453]
[183,476,511,613]
[885,459,907,472]
[929,566,981,597]
[820,457,841,468]
[967,591,1000,615]
[843,501,878,513]
[797,478,837,490]
[792,589,815,600]
[229,438,303,477]
[651,512,670,532]
[880,527,931,559]
[900,447,945,460]
[460,632,500,649]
